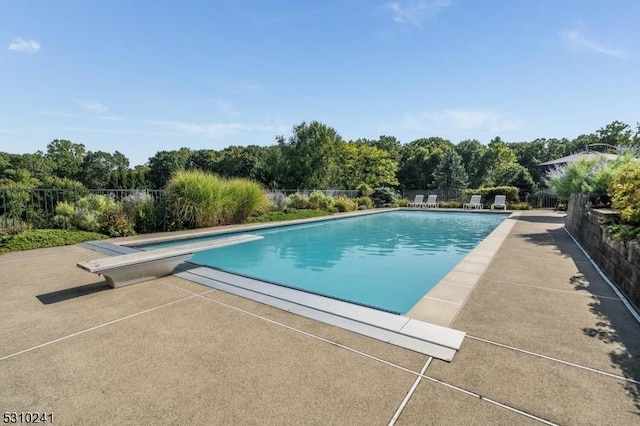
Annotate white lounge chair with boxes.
[408,194,426,208]
[491,195,507,210]
[425,194,439,208]
[463,195,483,209]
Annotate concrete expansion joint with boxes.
[467,335,640,385]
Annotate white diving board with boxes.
[77,234,263,288]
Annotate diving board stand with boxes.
[77,234,263,288]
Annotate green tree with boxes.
[81,151,111,188]
[455,139,486,188]
[397,137,454,189]
[596,120,635,148]
[338,143,398,188]
[187,149,219,172]
[278,121,342,189]
[147,148,191,189]
[45,139,86,180]
[433,149,468,194]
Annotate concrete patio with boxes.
[1,210,638,425]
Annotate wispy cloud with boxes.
[53,126,175,137]
[402,108,526,133]
[147,120,287,137]
[560,30,627,58]
[211,99,240,118]
[217,82,263,95]
[387,0,452,26]
[74,99,108,113]
[8,37,41,54]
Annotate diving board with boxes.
[77,234,263,288]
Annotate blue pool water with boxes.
[144,211,506,314]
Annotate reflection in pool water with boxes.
[150,211,506,314]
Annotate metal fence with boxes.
[0,188,166,234]
[400,189,462,202]
[0,186,562,234]
[267,189,360,198]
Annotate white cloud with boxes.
[217,82,263,95]
[402,108,526,133]
[387,0,452,26]
[211,100,240,118]
[561,30,627,58]
[147,120,287,137]
[74,100,108,113]
[8,37,41,54]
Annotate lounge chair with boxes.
[463,195,483,209]
[425,194,439,208]
[491,195,507,210]
[408,194,426,208]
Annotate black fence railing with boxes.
[0,188,166,234]
[0,187,562,235]
[267,189,360,198]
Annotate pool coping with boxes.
[85,208,514,361]
[406,211,521,326]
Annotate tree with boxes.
[213,145,266,180]
[455,139,486,188]
[45,139,86,180]
[397,137,455,190]
[187,149,219,173]
[433,149,468,194]
[147,148,191,189]
[278,121,342,189]
[80,151,117,188]
[337,143,398,188]
[596,120,635,148]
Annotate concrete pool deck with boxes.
[1,209,639,424]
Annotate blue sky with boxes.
[1,0,638,166]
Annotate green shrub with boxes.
[357,183,374,197]
[439,200,463,208]
[396,198,411,207]
[287,193,310,209]
[606,223,640,241]
[509,202,531,210]
[461,187,519,206]
[308,191,336,212]
[547,155,635,199]
[371,187,397,208]
[100,206,136,237]
[267,192,290,211]
[53,201,75,229]
[72,209,101,232]
[166,170,226,228]
[247,209,330,223]
[166,170,267,228]
[354,196,374,210]
[0,229,107,253]
[121,192,162,234]
[334,196,357,212]
[609,162,640,226]
[224,178,269,223]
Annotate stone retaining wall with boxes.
[566,194,640,309]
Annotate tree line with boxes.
[1,120,638,195]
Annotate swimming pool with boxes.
[143,211,506,314]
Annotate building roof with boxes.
[538,152,617,167]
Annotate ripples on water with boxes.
[179,211,505,313]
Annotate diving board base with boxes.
[99,254,192,288]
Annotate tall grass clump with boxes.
[224,178,269,223]
[166,170,267,228]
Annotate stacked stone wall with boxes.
[566,194,640,309]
